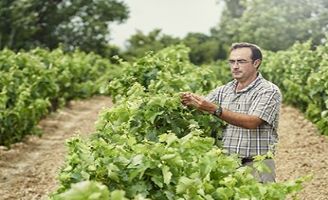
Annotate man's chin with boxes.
[232,75,242,80]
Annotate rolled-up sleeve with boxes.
[248,89,282,126]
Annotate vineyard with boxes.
[1,41,328,199]
[0,48,118,146]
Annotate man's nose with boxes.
[231,63,239,69]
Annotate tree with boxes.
[123,30,227,65]
[182,33,225,65]
[212,0,328,51]
[123,29,180,60]
[0,0,128,56]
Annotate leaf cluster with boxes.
[213,0,328,51]
[0,0,128,56]
[261,39,328,135]
[108,45,219,102]
[0,48,115,145]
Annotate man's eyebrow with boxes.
[228,59,248,61]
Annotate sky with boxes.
[109,0,224,48]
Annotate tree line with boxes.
[0,0,327,63]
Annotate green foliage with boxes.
[0,0,128,56]
[108,45,219,102]
[182,33,224,65]
[104,45,224,142]
[54,131,303,199]
[0,48,115,145]
[123,29,226,65]
[207,60,233,85]
[96,83,224,143]
[261,39,328,135]
[214,0,328,51]
[53,181,112,200]
[53,45,305,199]
[123,29,181,61]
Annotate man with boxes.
[181,42,282,183]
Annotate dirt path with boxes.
[276,105,328,200]
[0,99,327,200]
[0,96,113,200]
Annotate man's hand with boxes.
[181,92,265,129]
[180,92,264,128]
[180,92,217,114]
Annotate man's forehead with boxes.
[229,48,252,58]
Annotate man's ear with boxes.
[254,59,261,69]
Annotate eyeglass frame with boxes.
[227,59,255,66]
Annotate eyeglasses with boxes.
[227,59,253,66]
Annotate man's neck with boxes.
[236,74,258,91]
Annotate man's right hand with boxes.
[180,92,217,114]
[180,92,193,106]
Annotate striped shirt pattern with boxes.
[206,73,282,158]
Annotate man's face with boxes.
[228,48,259,82]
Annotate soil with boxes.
[275,105,328,200]
[0,96,113,200]
[0,98,327,200]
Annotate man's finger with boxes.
[190,95,202,105]
[192,94,203,101]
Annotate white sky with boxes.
[109,0,224,48]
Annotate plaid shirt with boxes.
[206,73,282,158]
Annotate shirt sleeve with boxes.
[205,86,224,104]
[248,89,282,126]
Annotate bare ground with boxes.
[0,98,327,200]
[276,105,328,200]
[0,96,113,200]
